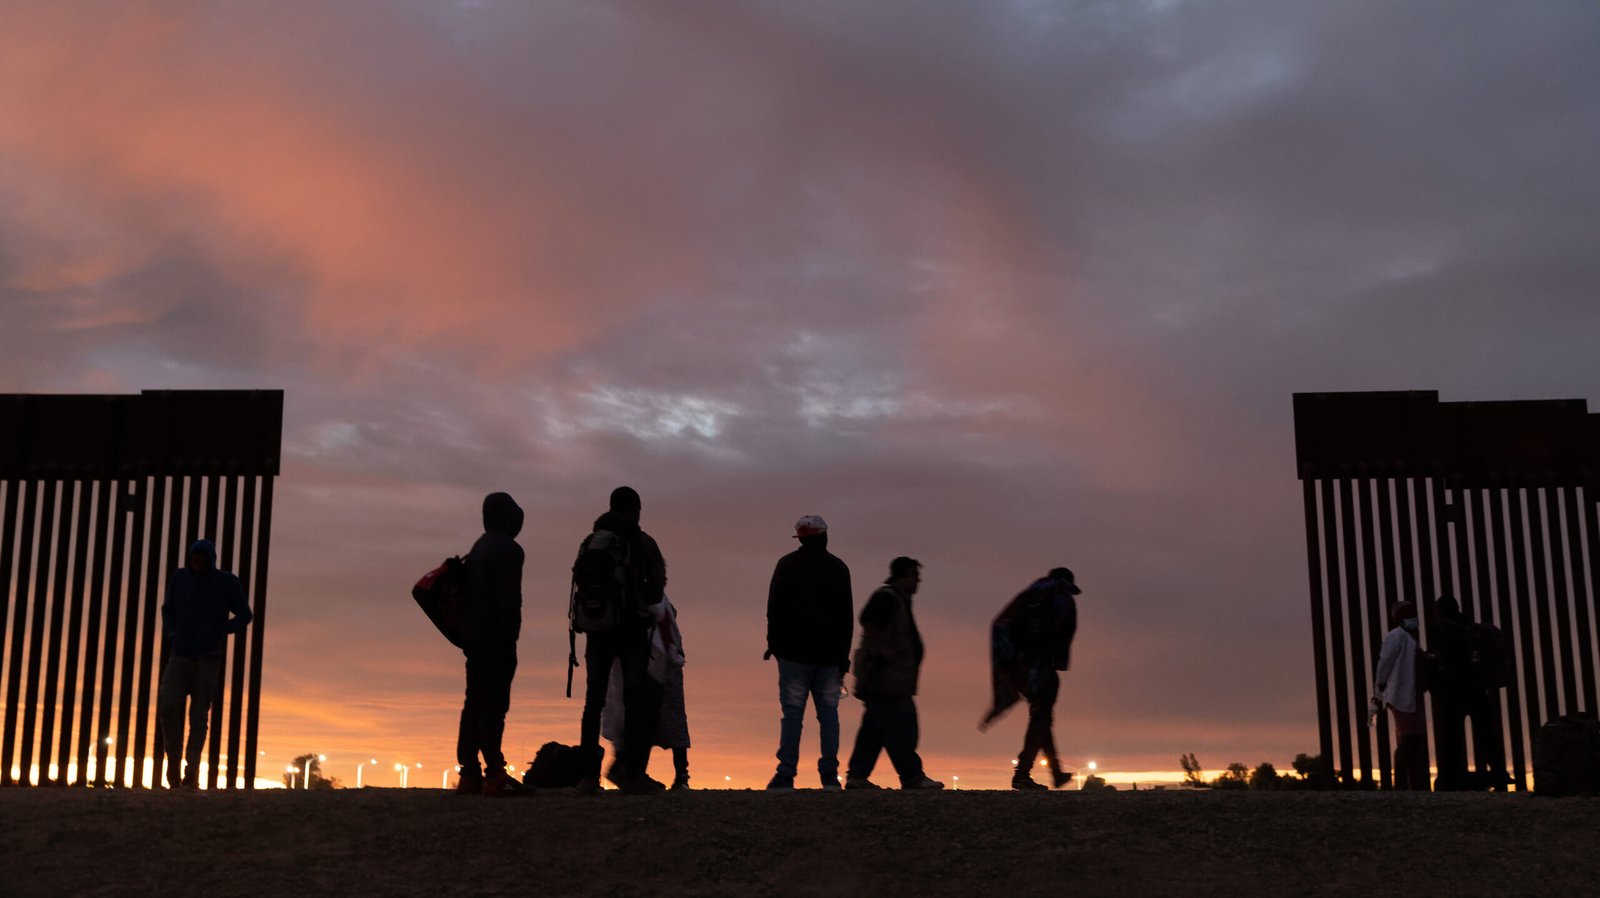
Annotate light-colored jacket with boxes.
[1374,627,1420,713]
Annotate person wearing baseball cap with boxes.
[764,514,854,791]
[979,567,1081,790]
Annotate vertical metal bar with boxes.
[1339,479,1374,784]
[0,480,17,776]
[1488,489,1529,790]
[23,481,65,785]
[1,481,39,785]
[56,481,94,784]
[72,481,111,784]
[1526,489,1561,723]
[1465,488,1507,784]
[1320,479,1354,782]
[1414,479,1440,612]
[243,475,274,790]
[1452,487,1476,621]
[1507,490,1545,738]
[1583,489,1600,715]
[1356,479,1389,788]
[229,476,257,790]
[1563,487,1598,713]
[1545,488,1580,715]
[131,476,175,789]
[1375,478,1400,789]
[93,480,129,787]
[115,478,152,787]
[206,474,228,790]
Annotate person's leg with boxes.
[457,647,483,780]
[673,747,689,786]
[1433,691,1468,790]
[1391,707,1428,792]
[183,657,221,786]
[155,658,190,788]
[620,627,662,781]
[773,660,810,780]
[879,697,927,786]
[479,642,517,775]
[1468,690,1507,787]
[846,701,883,781]
[581,632,618,778]
[812,665,842,783]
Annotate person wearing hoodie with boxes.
[764,514,853,791]
[979,568,1080,790]
[576,486,668,794]
[156,539,252,788]
[1373,600,1427,790]
[457,491,527,796]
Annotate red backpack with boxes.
[413,556,469,648]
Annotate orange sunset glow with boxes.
[4,1,1599,797]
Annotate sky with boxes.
[2,1,1598,789]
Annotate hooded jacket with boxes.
[766,536,853,668]
[980,576,1077,727]
[852,583,924,700]
[465,492,525,644]
[162,540,252,659]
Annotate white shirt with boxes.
[1374,627,1420,713]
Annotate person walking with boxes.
[573,486,669,794]
[157,539,252,789]
[457,491,528,796]
[1373,600,1427,790]
[979,567,1080,790]
[765,514,854,792]
[845,557,943,791]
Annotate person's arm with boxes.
[859,590,897,657]
[225,575,253,634]
[1374,631,1398,690]
[162,574,177,638]
[834,563,854,672]
[765,559,785,659]
[499,544,524,630]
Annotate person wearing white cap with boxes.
[764,514,854,791]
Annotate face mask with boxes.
[1401,618,1419,634]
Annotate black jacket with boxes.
[593,510,667,611]
[162,539,252,659]
[766,538,853,668]
[466,492,525,644]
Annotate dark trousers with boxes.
[1434,686,1505,790]
[157,655,222,787]
[582,627,662,780]
[1018,671,1061,774]
[457,641,517,777]
[846,696,925,785]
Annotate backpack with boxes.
[522,742,601,788]
[1471,622,1513,689]
[569,529,633,633]
[412,556,468,648]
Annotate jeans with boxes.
[1019,670,1061,774]
[846,695,925,785]
[457,641,518,777]
[774,659,842,780]
[582,627,662,780]
[157,655,222,787]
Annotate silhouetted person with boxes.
[576,486,668,794]
[603,597,692,789]
[157,539,252,789]
[845,557,943,790]
[980,567,1079,790]
[764,514,854,792]
[457,491,527,797]
[1373,600,1427,790]
[1431,595,1508,791]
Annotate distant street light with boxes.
[443,765,461,790]
[952,776,960,790]
[394,763,410,788]
[357,759,378,788]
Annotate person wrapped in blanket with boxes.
[602,597,691,789]
[979,567,1080,790]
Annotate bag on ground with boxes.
[523,742,601,788]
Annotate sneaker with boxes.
[482,772,532,798]
[621,775,666,795]
[844,776,881,791]
[766,774,795,792]
[604,759,627,790]
[671,775,691,791]
[455,774,485,795]
[1011,774,1048,791]
[575,777,601,796]
[820,777,843,792]
[901,776,945,791]
[1051,769,1074,789]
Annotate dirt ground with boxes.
[2,787,1597,897]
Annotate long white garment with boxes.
[1373,627,1420,713]
[600,598,690,748]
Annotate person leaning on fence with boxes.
[157,539,252,789]
[1373,600,1428,791]
[457,491,530,797]
[844,556,944,791]
[979,567,1080,790]
[764,513,854,792]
